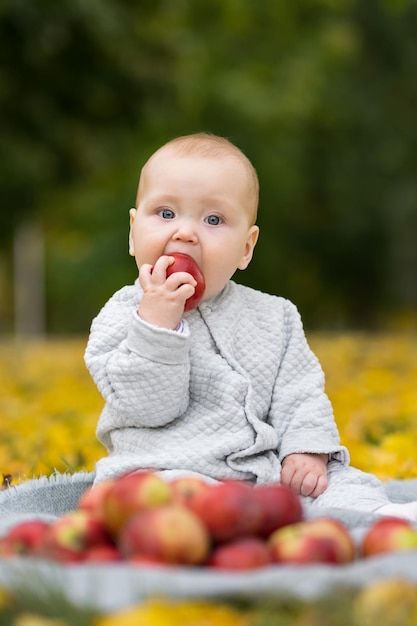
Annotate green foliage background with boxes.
[1,0,416,332]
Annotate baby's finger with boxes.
[149,256,174,282]
[279,464,296,489]
[166,271,197,291]
[299,472,319,497]
[310,473,328,498]
[138,263,154,288]
[286,470,305,495]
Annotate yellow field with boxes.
[0,333,416,484]
[309,333,417,481]
[0,338,104,482]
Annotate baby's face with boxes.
[129,149,259,302]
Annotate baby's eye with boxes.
[204,214,222,226]
[158,208,175,220]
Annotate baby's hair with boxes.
[141,132,259,224]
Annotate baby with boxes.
[85,132,417,519]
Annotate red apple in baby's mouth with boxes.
[166,253,205,311]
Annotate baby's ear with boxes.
[238,225,259,270]
[128,208,136,255]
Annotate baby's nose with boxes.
[172,220,198,243]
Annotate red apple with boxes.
[128,554,167,566]
[269,517,355,565]
[0,519,51,557]
[185,480,263,543]
[170,476,212,508]
[166,253,205,311]
[77,480,115,521]
[102,471,173,537]
[118,504,210,565]
[252,483,304,538]
[207,537,272,570]
[42,510,112,562]
[83,544,122,562]
[0,537,10,557]
[361,517,417,558]
[298,517,355,563]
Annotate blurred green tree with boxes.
[1,0,416,332]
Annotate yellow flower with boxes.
[310,332,417,480]
[353,578,417,626]
[0,586,11,608]
[94,599,252,626]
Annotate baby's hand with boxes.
[280,453,328,498]
[138,256,196,329]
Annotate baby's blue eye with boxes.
[158,208,175,219]
[205,215,222,226]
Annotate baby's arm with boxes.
[84,286,191,428]
[281,453,328,498]
[268,299,348,483]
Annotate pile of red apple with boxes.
[1,472,416,569]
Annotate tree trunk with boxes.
[13,219,46,337]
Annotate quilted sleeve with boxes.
[84,288,191,428]
[269,299,349,464]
